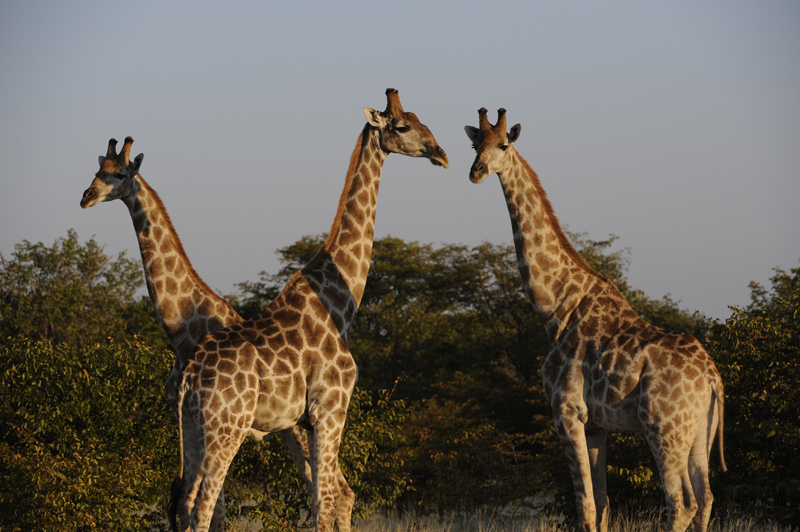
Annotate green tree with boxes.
[234,233,710,513]
[0,229,166,350]
[707,262,800,525]
[0,337,175,531]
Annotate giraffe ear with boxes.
[98,155,105,167]
[464,125,480,143]
[130,153,144,174]
[508,123,522,144]
[364,107,385,128]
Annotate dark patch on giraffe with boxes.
[178,296,193,317]
[302,315,326,348]
[320,333,338,360]
[335,355,354,372]
[151,224,163,242]
[273,308,302,328]
[304,254,358,339]
[234,371,248,393]
[240,327,260,346]
[189,319,206,342]
[178,278,191,294]
[334,249,358,278]
[151,257,164,278]
[348,199,366,227]
[273,356,293,375]
[284,328,304,352]
[217,359,237,375]
[323,366,342,388]
[292,372,305,403]
[281,345,301,369]
[260,349,275,369]
[165,277,179,296]
[173,261,187,278]
[164,254,177,272]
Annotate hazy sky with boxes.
[1,1,798,321]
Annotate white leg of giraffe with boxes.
[553,406,598,532]
[333,460,356,532]
[688,395,720,532]
[190,428,249,532]
[308,416,351,532]
[586,428,610,532]
[644,427,699,532]
[174,398,227,532]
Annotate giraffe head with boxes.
[80,137,144,208]
[363,88,449,168]
[464,108,522,183]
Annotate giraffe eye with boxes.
[114,173,127,179]
[395,125,410,133]
[499,144,508,151]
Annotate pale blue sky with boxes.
[1,1,798,320]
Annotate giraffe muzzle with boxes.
[80,187,98,208]
[429,146,449,168]
[470,162,489,183]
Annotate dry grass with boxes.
[352,506,796,532]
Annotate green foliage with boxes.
[0,229,166,350]
[6,230,793,528]
[707,262,800,525]
[0,336,175,531]
[234,233,710,514]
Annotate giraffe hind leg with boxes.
[643,428,698,532]
[333,460,356,532]
[688,397,719,532]
[190,430,247,532]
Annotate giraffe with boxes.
[80,137,313,530]
[465,108,726,532]
[172,88,448,532]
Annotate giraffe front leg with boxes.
[308,416,351,532]
[586,428,609,532]
[333,460,355,532]
[553,404,598,532]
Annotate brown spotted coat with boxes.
[81,137,314,531]
[466,108,725,532]
[175,89,448,532]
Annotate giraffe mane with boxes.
[136,174,240,312]
[325,124,370,254]
[515,152,606,281]
[298,125,371,278]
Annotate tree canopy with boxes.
[1,230,797,528]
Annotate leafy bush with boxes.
[0,229,166,350]
[707,263,800,526]
[0,336,175,531]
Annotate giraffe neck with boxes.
[497,151,605,340]
[124,174,241,355]
[300,125,387,340]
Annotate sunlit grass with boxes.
[352,505,795,532]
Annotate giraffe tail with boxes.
[168,370,189,532]
[712,374,728,473]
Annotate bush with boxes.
[0,337,175,531]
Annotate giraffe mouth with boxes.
[469,163,489,183]
[428,147,449,168]
[80,187,98,208]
